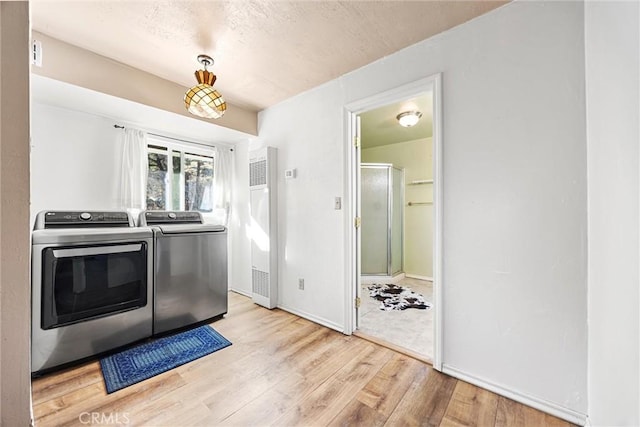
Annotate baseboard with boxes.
[442,365,587,426]
[229,288,252,298]
[393,273,406,282]
[405,274,433,282]
[361,273,405,284]
[276,304,344,334]
[231,291,344,333]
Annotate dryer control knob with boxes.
[79,212,91,221]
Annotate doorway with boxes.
[345,75,443,369]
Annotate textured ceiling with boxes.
[31,1,506,112]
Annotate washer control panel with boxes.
[142,211,203,225]
[40,211,132,229]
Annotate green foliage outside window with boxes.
[146,144,214,212]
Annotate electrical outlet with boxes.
[298,278,304,290]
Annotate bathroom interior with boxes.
[358,91,434,360]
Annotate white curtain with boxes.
[211,146,233,226]
[119,128,148,215]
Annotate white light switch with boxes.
[32,40,43,67]
[335,197,342,210]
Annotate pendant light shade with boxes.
[184,55,226,119]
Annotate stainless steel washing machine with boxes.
[31,211,153,375]
[139,211,228,335]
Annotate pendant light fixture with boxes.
[184,54,227,119]
[396,110,422,127]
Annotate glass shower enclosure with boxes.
[361,163,404,276]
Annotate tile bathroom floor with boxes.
[359,277,433,360]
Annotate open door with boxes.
[353,113,363,329]
[346,74,443,369]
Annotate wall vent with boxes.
[249,159,267,187]
[249,147,278,308]
[252,269,270,297]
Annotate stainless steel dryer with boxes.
[139,211,228,335]
[31,211,153,375]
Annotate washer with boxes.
[31,211,153,375]
[139,211,228,335]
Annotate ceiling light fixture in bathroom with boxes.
[396,111,422,127]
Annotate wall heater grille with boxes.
[249,147,277,309]
[252,269,270,297]
[249,160,267,187]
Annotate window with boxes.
[146,139,214,212]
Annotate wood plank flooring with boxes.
[32,292,575,427]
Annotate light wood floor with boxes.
[32,292,575,427]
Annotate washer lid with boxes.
[157,224,226,234]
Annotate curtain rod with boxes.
[114,125,233,151]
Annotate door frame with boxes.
[343,74,444,370]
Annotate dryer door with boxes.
[40,242,148,329]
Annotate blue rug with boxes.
[100,325,231,393]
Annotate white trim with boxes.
[442,365,587,426]
[343,108,357,335]
[343,74,444,372]
[432,73,444,371]
[345,76,437,114]
[405,274,433,282]
[277,304,345,334]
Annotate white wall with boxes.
[30,102,123,225]
[586,1,640,426]
[248,0,588,421]
[251,80,347,330]
[229,139,253,296]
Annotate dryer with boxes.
[31,211,153,375]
